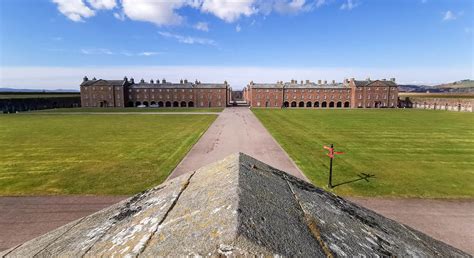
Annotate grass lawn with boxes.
[253,109,474,198]
[32,107,223,113]
[0,114,217,195]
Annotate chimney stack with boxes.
[150,79,154,84]
[83,76,88,82]
[162,79,166,84]
[300,80,303,84]
[324,80,327,84]
[318,80,322,84]
[140,78,145,83]
[130,78,135,84]
[332,80,336,84]
[184,79,188,84]
[390,78,396,82]
[157,79,160,84]
[366,77,371,81]
[123,76,128,82]
[92,77,97,80]
[180,79,183,84]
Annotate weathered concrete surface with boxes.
[169,107,307,181]
[349,197,474,255]
[2,153,468,257]
[0,196,126,252]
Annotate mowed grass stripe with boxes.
[253,109,474,198]
[0,114,217,195]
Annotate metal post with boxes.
[328,143,333,188]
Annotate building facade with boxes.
[80,77,230,108]
[243,78,398,108]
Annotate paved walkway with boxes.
[169,107,308,181]
[349,198,474,254]
[0,196,126,252]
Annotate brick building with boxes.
[243,78,398,108]
[80,77,230,108]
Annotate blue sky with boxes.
[0,0,472,89]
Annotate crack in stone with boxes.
[135,171,197,257]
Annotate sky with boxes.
[0,0,472,90]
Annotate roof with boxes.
[80,79,127,87]
[1,153,467,257]
[81,79,227,89]
[353,80,397,87]
[251,82,349,89]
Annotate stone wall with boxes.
[409,97,473,112]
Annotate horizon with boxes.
[0,0,473,90]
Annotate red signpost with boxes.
[323,144,344,188]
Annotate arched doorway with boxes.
[158,101,164,107]
[314,101,319,108]
[180,101,187,107]
[298,101,305,107]
[329,102,334,108]
[291,101,297,107]
[283,101,289,107]
[135,101,141,107]
[321,101,327,108]
[143,101,149,107]
[188,101,194,107]
[127,101,134,107]
[150,101,156,106]
[173,101,179,107]
[165,101,171,107]
[344,101,350,108]
[336,102,342,108]
[306,102,312,107]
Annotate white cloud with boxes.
[81,48,114,55]
[138,51,161,56]
[158,31,217,46]
[53,0,320,25]
[315,0,326,8]
[87,0,116,9]
[121,0,190,26]
[1,66,472,90]
[200,0,256,23]
[442,10,456,21]
[194,22,209,32]
[340,0,359,11]
[235,24,241,32]
[113,12,126,21]
[52,0,95,22]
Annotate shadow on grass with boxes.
[332,173,376,188]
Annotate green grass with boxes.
[32,107,223,113]
[253,109,474,198]
[0,114,217,196]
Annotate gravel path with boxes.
[0,196,127,252]
[168,107,308,181]
[349,197,474,254]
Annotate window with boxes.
[152,89,154,92]
[359,94,362,100]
